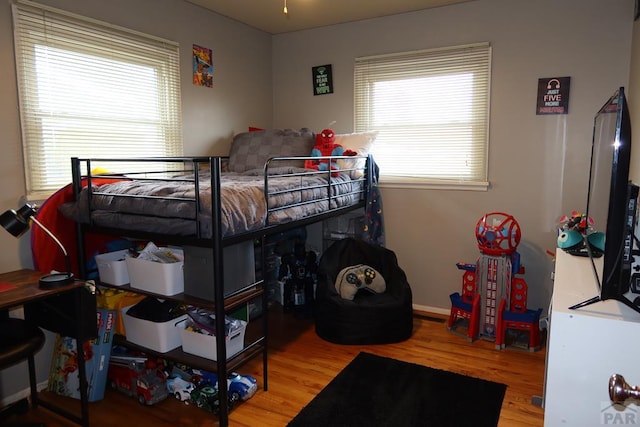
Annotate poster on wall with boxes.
[312,64,333,96]
[536,76,570,115]
[193,44,213,88]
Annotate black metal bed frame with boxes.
[69,154,371,426]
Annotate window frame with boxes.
[354,42,491,191]
[12,0,183,200]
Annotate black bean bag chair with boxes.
[314,238,413,344]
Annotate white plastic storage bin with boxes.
[95,249,130,286]
[126,248,184,296]
[121,305,187,353]
[177,318,246,361]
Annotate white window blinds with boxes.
[12,0,183,198]
[355,43,491,187]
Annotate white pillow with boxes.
[335,131,378,178]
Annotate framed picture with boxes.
[536,76,571,115]
[193,44,213,88]
[312,64,333,96]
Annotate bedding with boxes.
[61,166,364,238]
[335,131,378,178]
[227,128,315,173]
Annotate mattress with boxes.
[60,167,363,238]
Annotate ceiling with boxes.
[184,0,474,35]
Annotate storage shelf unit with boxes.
[99,281,266,369]
[85,237,269,426]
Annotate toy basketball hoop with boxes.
[475,212,521,256]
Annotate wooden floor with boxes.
[5,308,545,426]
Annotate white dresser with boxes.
[544,249,640,426]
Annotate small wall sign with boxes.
[536,77,570,115]
[312,64,333,96]
[193,44,213,88]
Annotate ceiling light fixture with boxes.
[283,0,288,15]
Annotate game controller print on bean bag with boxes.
[335,264,386,300]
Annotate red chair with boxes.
[448,264,481,341]
[496,277,542,351]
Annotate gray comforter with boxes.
[60,168,362,238]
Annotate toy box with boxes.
[125,248,184,296]
[95,249,130,286]
[121,304,187,353]
[183,241,255,301]
[48,309,116,402]
[177,317,246,361]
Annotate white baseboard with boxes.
[0,381,48,408]
[413,304,449,316]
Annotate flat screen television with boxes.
[570,87,640,313]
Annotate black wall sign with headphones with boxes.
[536,76,571,115]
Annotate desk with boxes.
[0,269,95,427]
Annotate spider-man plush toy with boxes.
[304,129,355,176]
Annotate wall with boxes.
[0,0,272,401]
[272,0,635,314]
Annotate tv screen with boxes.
[574,87,640,312]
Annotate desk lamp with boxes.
[0,203,74,289]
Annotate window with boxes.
[354,43,491,189]
[13,1,183,199]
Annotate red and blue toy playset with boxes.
[448,212,543,351]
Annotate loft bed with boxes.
[61,129,374,426]
[64,156,369,244]
[62,127,374,247]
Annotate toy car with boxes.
[188,368,257,407]
[166,374,195,401]
[187,368,217,387]
[190,385,219,414]
[226,372,258,404]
